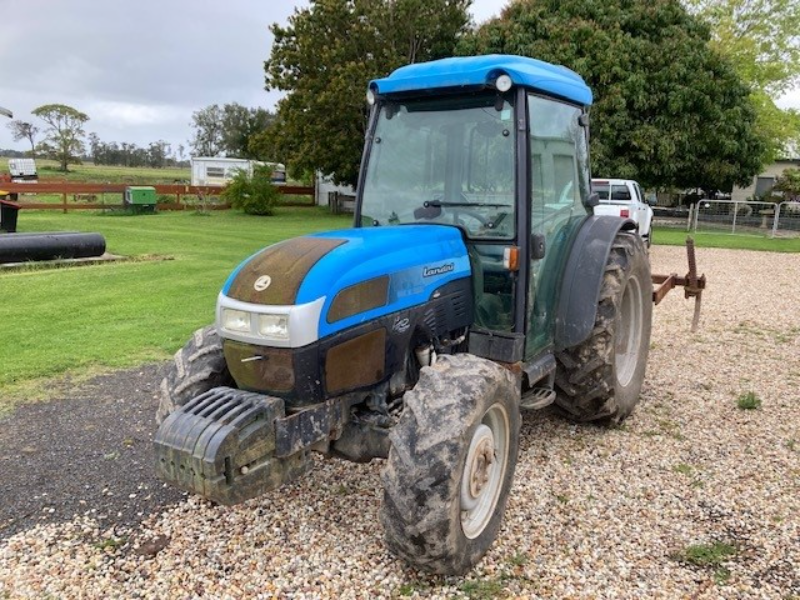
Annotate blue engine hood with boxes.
[304,225,471,337]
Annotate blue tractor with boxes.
[155,54,653,574]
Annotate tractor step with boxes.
[520,387,556,410]
[154,387,308,505]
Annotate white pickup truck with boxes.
[591,178,654,247]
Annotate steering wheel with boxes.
[450,191,491,229]
[453,208,490,227]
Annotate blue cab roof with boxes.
[370,54,592,106]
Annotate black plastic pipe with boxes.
[0,232,107,263]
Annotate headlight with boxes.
[222,308,251,333]
[258,314,289,340]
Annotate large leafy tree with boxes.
[685,0,800,161]
[221,104,275,160]
[686,0,800,94]
[261,0,471,187]
[459,0,765,191]
[190,103,274,158]
[32,104,88,171]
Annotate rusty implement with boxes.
[651,237,707,332]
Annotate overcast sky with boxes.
[0,0,506,154]
[1,0,798,156]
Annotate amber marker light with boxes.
[503,246,519,271]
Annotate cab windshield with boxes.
[360,93,516,240]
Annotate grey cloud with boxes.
[0,0,504,151]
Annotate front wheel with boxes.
[381,354,520,575]
[156,325,234,424]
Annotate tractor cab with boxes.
[357,55,595,361]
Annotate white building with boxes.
[190,157,286,187]
[731,158,800,202]
[315,172,355,206]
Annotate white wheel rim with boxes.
[616,273,643,387]
[460,403,510,539]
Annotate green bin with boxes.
[124,186,157,214]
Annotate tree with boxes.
[685,0,800,161]
[458,0,765,192]
[190,103,274,158]
[32,104,89,171]
[147,140,171,168]
[220,104,274,159]
[6,120,39,158]
[262,0,471,187]
[772,168,800,202]
[88,132,103,165]
[190,104,225,156]
[686,0,800,95]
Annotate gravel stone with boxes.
[1,246,799,598]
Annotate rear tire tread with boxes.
[554,232,652,424]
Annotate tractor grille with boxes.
[423,289,470,337]
[224,341,296,394]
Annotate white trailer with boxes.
[8,158,38,182]
[190,157,286,187]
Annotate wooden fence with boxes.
[0,182,316,212]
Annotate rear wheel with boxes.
[381,354,520,575]
[555,231,652,424]
[156,325,234,424]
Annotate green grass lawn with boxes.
[1,157,190,184]
[654,226,800,252]
[0,208,351,410]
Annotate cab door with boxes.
[525,95,591,359]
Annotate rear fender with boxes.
[554,216,637,350]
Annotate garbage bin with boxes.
[0,193,21,233]
[124,186,157,214]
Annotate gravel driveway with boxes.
[1,246,798,599]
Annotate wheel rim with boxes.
[615,273,643,387]
[460,403,510,539]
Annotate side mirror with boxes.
[648,196,658,207]
[531,233,546,260]
[585,192,599,208]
